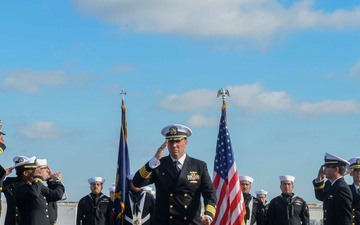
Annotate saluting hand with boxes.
[51,172,62,181]
[6,167,13,176]
[154,140,167,160]
[316,166,325,182]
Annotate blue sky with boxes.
[1,0,360,204]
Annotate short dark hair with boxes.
[338,165,346,176]
[15,168,35,177]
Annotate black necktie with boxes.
[174,161,180,174]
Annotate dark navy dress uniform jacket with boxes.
[133,155,217,225]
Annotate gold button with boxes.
[184,193,188,197]
[170,205,173,209]
[184,217,187,220]
[184,205,187,209]
[170,216,173,219]
[170,193,173,197]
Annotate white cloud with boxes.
[158,89,217,111]
[19,121,61,139]
[0,70,67,93]
[186,113,219,127]
[227,84,294,111]
[73,0,360,41]
[297,100,360,115]
[158,83,360,117]
[349,59,360,79]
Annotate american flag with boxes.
[213,101,246,225]
[114,99,131,225]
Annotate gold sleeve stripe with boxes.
[205,204,216,217]
[139,165,152,178]
[0,148,3,154]
[33,178,43,183]
[314,183,325,190]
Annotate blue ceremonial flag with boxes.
[114,99,131,225]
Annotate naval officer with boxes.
[36,158,65,225]
[2,156,32,225]
[347,157,360,225]
[14,156,52,225]
[132,124,217,225]
[313,153,352,225]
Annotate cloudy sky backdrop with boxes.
[1,0,360,203]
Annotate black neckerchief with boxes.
[129,189,145,215]
[280,193,297,220]
[88,193,105,219]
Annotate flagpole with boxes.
[114,86,130,225]
[213,87,246,225]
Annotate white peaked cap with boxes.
[348,157,360,169]
[255,189,268,195]
[36,158,48,167]
[161,124,192,140]
[109,183,115,192]
[88,177,105,184]
[142,186,152,191]
[239,175,254,183]
[348,157,359,165]
[13,155,30,164]
[279,175,295,182]
[13,156,37,168]
[323,152,349,167]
